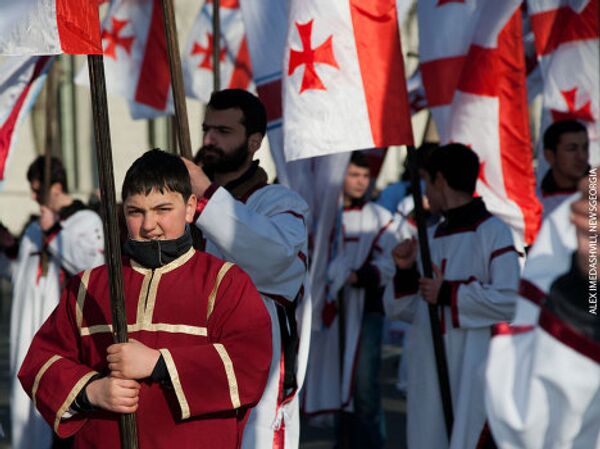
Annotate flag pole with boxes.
[406,144,454,441]
[87,54,139,449]
[160,0,193,159]
[212,0,221,92]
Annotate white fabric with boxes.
[386,213,520,449]
[486,194,600,449]
[303,202,396,414]
[10,209,104,449]
[196,184,310,449]
[183,1,254,102]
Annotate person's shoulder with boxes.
[246,184,310,217]
[191,251,251,285]
[63,208,102,227]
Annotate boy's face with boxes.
[124,188,196,241]
[343,163,370,200]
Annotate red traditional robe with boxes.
[18,248,272,449]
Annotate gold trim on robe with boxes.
[207,262,234,320]
[80,323,208,337]
[159,348,191,420]
[75,270,92,330]
[32,355,62,408]
[54,371,98,433]
[213,343,241,409]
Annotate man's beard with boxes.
[195,139,250,175]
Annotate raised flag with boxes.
[0,0,102,55]
[527,0,599,167]
[283,0,414,161]
[183,0,254,103]
[0,56,53,185]
[76,0,173,119]
[419,0,542,246]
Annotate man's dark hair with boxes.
[424,143,479,195]
[27,156,68,192]
[543,120,587,152]
[207,89,267,136]
[349,151,370,169]
[121,149,192,202]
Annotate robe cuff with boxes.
[437,281,452,306]
[194,183,220,219]
[394,265,419,298]
[150,355,172,387]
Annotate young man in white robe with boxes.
[485,169,600,449]
[389,143,521,449]
[538,119,589,218]
[0,156,104,449]
[302,152,397,449]
[183,89,310,449]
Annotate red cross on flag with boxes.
[419,0,542,246]
[183,0,254,103]
[0,56,53,185]
[528,0,599,166]
[283,0,414,161]
[76,0,173,119]
[0,0,102,55]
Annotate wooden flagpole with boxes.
[160,0,193,159]
[212,0,221,92]
[87,54,139,449]
[406,144,454,441]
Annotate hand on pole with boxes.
[419,263,444,305]
[392,237,418,269]
[39,205,58,231]
[106,339,161,380]
[86,376,140,414]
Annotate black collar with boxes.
[58,200,87,221]
[223,160,260,193]
[435,197,492,237]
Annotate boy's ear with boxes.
[185,194,197,223]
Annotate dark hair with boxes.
[121,149,192,202]
[27,156,68,192]
[349,151,370,169]
[207,89,267,136]
[543,120,587,152]
[424,143,479,194]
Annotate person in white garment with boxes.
[0,156,104,449]
[182,89,310,449]
[485,168,600,449]
[538,119,589,218]
[388,143,521,449]
[302,152,396,448]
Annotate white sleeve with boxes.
[449,225,520,329]
[370,220,398,287]
[50,211,105,275]
[485,308,600,449]
[197,186,309,301]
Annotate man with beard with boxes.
[183,89,310,449]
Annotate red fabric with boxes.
[519,279,546,306]
[349,0,414,146]
[18,252,272,448]
[56,0,103,54]
[492,322,534,336]
[257,80,283,123]
[421,55,466,107]
[530,0,599,56]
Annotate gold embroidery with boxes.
[156,247,196,274]
[75,270,92,330]
[54,371,97,433]
[159,349,190,419]
[207,262,234,320]
[32,355,62,408]
[135,271,153,324]
[142,271,162,326]
[213,343,240,409]
[80,323,208,337]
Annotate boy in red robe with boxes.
[18,149,272,449]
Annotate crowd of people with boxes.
[0,89,597,449]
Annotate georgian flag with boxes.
[0,0,102,55]
[528,0,599,167]
[76,0,173,119]
[283,0,414,161]
[0,56,53,184]
[183,0,254,103]
[419,0,542,246]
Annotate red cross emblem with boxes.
[288,20,339,93]
[551,87,595,123]
[102,17,135,60]
[191,33,226,70]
